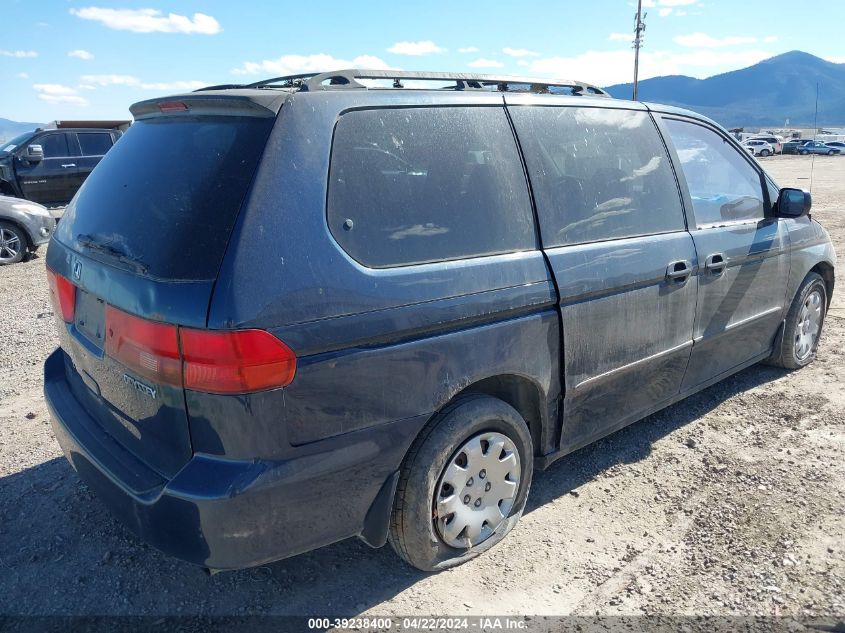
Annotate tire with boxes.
[760,149,770,157]
[769,273,827,370]
[828,150,835,155]
[800,150,809,155]
[0,221,27,265]
[388,395,533,571]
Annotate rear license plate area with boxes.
[74,289,106,350]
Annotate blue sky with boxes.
[2,0,844,122]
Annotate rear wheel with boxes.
[828,150,835,155]
[389,395,533,571]
[0,222,26,265]
[769,273,827,369]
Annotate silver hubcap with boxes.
[434,432,521,548]
[795,289,823,361]
[0,228,21,262]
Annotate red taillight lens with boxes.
[105,306,182,387]
[102,306,297,395]
[181,328,297,394]
[46,268,76,323]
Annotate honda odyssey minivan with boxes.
[44,69,836,572]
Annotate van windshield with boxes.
[55,115,273,280]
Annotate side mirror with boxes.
[26,144,44,162]
[776,187,811,218]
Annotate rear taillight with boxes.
[181,329,297,394]
[105,306,182,387]
[46,268,76,323]
[104,306,297,394]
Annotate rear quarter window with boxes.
[327,106,535,268]
[77,132,114,156]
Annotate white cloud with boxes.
[502,47,540,58]
[457,47,478,54]
[231,53,393,76]
[80,74,141,86]
[609,33,632,41]
[763,35,778,43]
[524,48,773,87]
[69,7,221,34]
[68,49,95,60]
[1,50,38,58]
[140,80,207,91]
[467,58,505,68]
[641,0,699,16]
[826,56,845,64]
[674,33,757,47]
[387,41,445,55]
[17,72,29,79]
[33,84,89,106]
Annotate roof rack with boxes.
[195,69,610,97]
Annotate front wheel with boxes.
[828,150,835,155]
[800,150,809,155]
[769,273,827,369]
[388,395,533,571]
[0,222,27,265]
[760,149,771,157]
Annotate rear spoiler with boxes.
[130,91,286,120]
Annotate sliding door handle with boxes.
[666,259,692,282]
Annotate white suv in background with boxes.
[742,139,775,157]
[749,135,783,153]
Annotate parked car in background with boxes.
[742,139,774,156]
[782,139,814,154]
[799,141,842,155]
[0,128,121,206]
[0,195,55,264]
[44,69,836,573]
[749,135,783,153]
[824,141,845,150]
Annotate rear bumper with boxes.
[45,348,423,569]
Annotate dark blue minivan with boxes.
[44,70,836,572]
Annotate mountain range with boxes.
[605,51,845,128]
[0,117,42,143]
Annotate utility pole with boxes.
[632,0,646,100]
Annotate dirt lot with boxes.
[0,155,842,619]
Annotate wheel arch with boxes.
[0,217,34,252]
[810,261,835,305]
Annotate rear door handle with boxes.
[705,252,727,275]
[666,259,692,282]
[61,163,76,168]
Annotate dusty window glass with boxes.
[509,106,685,247]
[328,107,535,268]
[664,118,764,227]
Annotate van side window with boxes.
[328,107,535,268]
[509,106,684,247]
[77,132,114,156]
[37,134,70,158]
[663,119,764,227]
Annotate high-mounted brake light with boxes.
[103,306,297,395]
[46,268,76,323]
[158,101,189,113]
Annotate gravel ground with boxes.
[0,155,842,619]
